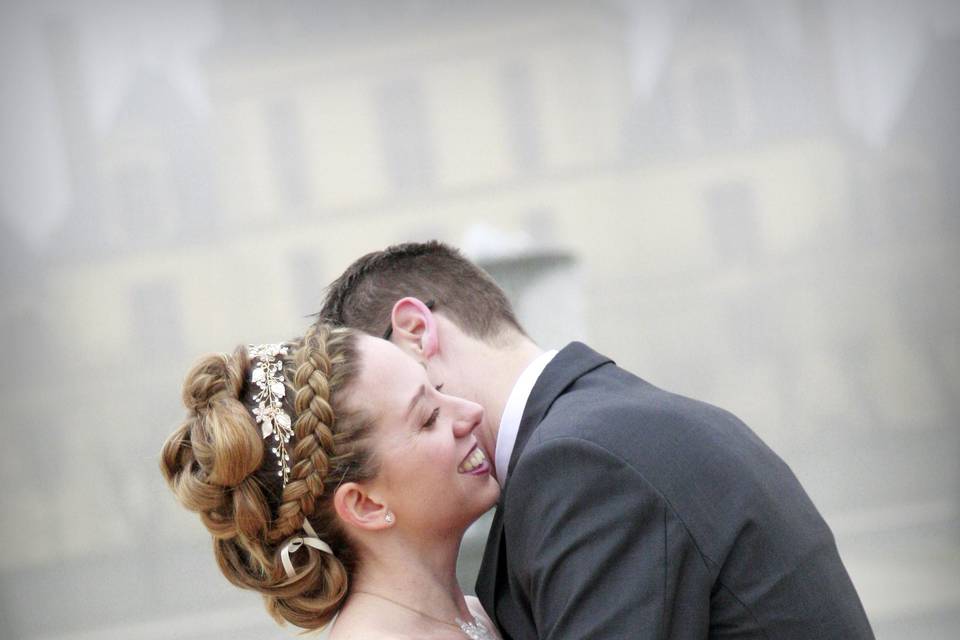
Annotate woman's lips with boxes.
[458,445,490,474]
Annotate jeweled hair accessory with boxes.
[249,343,293,486]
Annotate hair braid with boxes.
[270,324,341,539]
[257,324,372,629]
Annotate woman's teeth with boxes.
[458,448,487,473]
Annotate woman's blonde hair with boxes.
[160,324,377,630]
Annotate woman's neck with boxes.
[350,532,473,623]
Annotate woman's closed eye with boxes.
[422,407,440,430]
[418,385,444,430]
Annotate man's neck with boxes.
[466,334,543,454]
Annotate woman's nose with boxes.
[452,399,484,438]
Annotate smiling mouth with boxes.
[458,446,489,474]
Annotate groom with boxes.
[317,241,874,639]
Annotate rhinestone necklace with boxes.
[353,590,496,639]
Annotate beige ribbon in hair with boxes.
[280,518,333,577]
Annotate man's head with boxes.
[318,241,542,476]
[319,240,523,341]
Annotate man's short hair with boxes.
[318,240,524,340]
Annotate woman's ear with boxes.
[333,482,394,532]
[389,297,438,359]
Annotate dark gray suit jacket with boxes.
[476,343,873,639]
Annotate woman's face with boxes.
[351,334,500,536]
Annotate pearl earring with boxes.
[384,511,395,524]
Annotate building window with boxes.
[376,79,434,191]
[115,163,164,241]
[691,65,741,143]
[477,246,584,348]
[501,62,541,172]
[130,280,184,358]
[704,181,760,266]
[883,162,938,239]
[2,309,47,378]
[265,100,310,209]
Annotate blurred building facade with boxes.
[2,1,958,638]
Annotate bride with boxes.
[160,324,501,639]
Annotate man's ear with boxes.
[333,482,393,532]
[389,297,439,358]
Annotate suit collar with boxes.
[505,342,613,479]
[495,348,558,486]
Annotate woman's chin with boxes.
[453,482,501,532]
[471,480,501,519]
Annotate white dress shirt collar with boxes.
[494,349,558,485]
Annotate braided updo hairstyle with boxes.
[160,324,378,630]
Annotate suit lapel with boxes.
[507,342,612,478]
[475,499,504,611]
[475,342,613,618]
